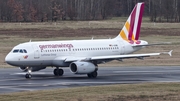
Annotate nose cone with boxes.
[5,54,11,64]
[5,54,16,66]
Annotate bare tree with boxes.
[1,0,180,22]
[50,0,64,21]
[7,0,24,22]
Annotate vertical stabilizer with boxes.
[115,2,144,44]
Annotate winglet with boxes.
[168,50,173,56]
[161,50,173,56]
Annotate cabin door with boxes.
[32,44,40,59]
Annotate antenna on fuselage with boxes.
[91,37,94,40]
[29,39,32,42]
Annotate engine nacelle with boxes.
[70,62,96,74]
[19,67,46,72]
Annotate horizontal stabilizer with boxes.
[133,42,172,47]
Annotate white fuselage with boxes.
[5,38,147,68]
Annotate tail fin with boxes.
[115,2,144,44]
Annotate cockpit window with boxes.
[23,49,27,53]
[19,49,23,53]
[13,49,19,53]
[13,49,27,53]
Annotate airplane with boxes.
[5,2,172,79]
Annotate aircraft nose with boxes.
[5,54,10,64]
[5,54,14,65]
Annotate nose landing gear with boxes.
[25,73,31,79]
[25,68,32,79]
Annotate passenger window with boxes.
[13,49,19,53]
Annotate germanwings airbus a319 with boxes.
[5,2,172,79]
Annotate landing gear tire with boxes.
[25,67,32,79]
[54,68,64,76]
[87,71,98,78]
[25,73,31,79]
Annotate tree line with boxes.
[0,0,180,22]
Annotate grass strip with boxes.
[0,83,180,101]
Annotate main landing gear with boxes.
[87,66,98,78]
[53,67,64,76]
[87,71,98,78]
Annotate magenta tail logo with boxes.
[119,3,144,44]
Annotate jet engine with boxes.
[19,67,46,72]
[70,61,96,74]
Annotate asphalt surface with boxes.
[0,66,180,94]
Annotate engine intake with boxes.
[70,62,96,74]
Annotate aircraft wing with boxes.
[65,57,88,62]
[91,51,172,60]
[64,50,172,62]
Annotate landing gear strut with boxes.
[25,68,32,79]
[53,67,64,76]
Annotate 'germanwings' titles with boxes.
[5,2,172,79]
[39,44,74,50]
